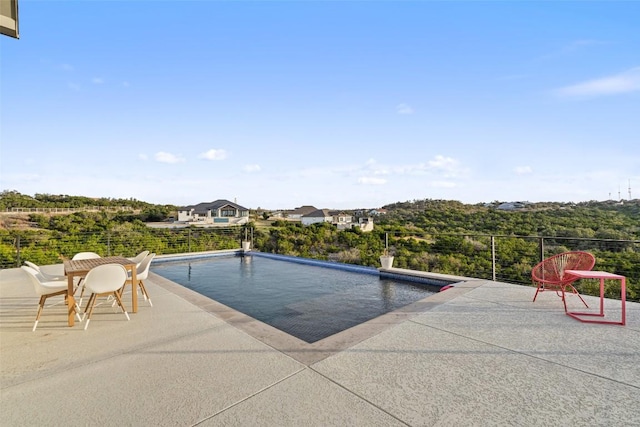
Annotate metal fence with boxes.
[0,227,245,269]
[2,228,638,301]
[3,207,136,213]
[380,231,639,301]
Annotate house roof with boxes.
[180,199,249,214]
[304,209,332,218]
[288,205,318,215]
[329,210,351,216]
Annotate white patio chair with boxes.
[72,251,101,306]
[119,253,155,307]
[21,266,82,331]
[127,250,149,266]
[82,264,130,330]
[72,252,101,260]
[24,261,66,281]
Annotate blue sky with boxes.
[1,1,639,209]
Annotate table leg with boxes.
[599,278,605,316]
[131,268,138,313]
[621,278,626,326]
[566,277,626,325]
[67,274,76,327]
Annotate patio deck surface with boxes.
[1,263,639,426]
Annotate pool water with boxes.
[151,254,439,343]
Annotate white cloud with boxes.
[398,155,465,178]
[243,164,261,173]
[198,149,228,160]
[358,176,387,185]
[358,155,465,179]
[138,153,148,161]
[92,77,104,84]
[427,155,458,170]
[396,103,414,115]
[514,166,533,175]
[155,151,185,164]
[556,67,640,98]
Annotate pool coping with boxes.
[150,252,483,365]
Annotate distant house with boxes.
[286,205,318,220]
[301,209,354,228]
[301,209,333,226]
[332,210,353,229]
[357,217,374,232]
[497,202,526,211]
[177,200,250,225]
[368,208,388,216]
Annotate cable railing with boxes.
[379,231,639,301]
[0,227,245,269]
[2,228,638,301]
[3,206,137,213]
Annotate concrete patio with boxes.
[1,262,639,426]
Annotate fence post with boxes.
[188,229,191,253]
[539,237,545,263]
[16,236,21,267]
[491,235,496,281]
[107,231,111,256]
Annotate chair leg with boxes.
[84,294,98,330]
[532,284,542,302]
[33,292,80,331]
[84,293,96,313]
[566,285,589,308]
[139,280,152,307]
[77,283,87,308]
[74,303,83,322]
[33,295,46,332]
[112,291,130,321]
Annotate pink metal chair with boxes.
[532,251,596,311]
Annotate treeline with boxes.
[0,212,242,267]
[0,190,176,222]
[382,199,639,240]
[0,190,178,214]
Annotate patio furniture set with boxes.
[531,251,627,325]
[21,250,155,330]
[20,250,626,331]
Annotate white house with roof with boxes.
[301,209,354,228]
[286,205,318,220]
[177,200,250,225]
[301,209,332,226]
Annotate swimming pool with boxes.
[151,253,445,343]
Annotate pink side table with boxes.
[564,270,626,325]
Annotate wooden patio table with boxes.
[63,256,138,327]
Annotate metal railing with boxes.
[2,228,638,301]
[3,207,136,213]
[379,231,639,301]
[0,227,245,269]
